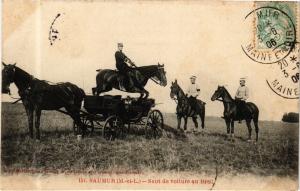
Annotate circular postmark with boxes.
[241,7,296,64]
[265,43,299,99]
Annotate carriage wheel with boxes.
[82,116,94,136]
[103,115,124,141]
[73,116,94,136]
[145,110,164,139]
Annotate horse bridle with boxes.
[132,64,164,85]
[150,66,165,85]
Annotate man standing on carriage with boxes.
[115,43,137,90]
[186,76,205,113]
[235,77,250,122]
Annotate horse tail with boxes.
[78,88,86,100]
[70,84,86,103]
[254,108,259,123]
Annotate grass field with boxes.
[1,102,298,177]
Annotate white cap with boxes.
[240,77,246,82]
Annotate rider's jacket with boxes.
[235,85,249,101]
[186,83,200,98]
[115,50,130,74]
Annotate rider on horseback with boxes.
[235,77,249,122]
[115,43,137,90]
[186,76,205,113]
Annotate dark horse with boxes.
[170,79,205,131]
[2,62,85,140]
[92,63,167,98]
[211,86,259,142]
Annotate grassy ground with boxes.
[1,102,298,177]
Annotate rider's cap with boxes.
[190,75,196,79]
[118,43,123,47]
[240,77,246,82]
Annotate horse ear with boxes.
[175,79,177,83]
[13,63,16,66]
[2,62,7,66]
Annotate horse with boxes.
[170,79,205,131]
[211,86,259,142]
[2,62,86,140]
[92,63,167,98]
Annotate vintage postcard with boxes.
[1,0,299,190]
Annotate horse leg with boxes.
[252,111,259,142]
[225,118,230,140]
[200,108,205,129]
[127,123,130,133]
[192,116,198,130]
[144,90,149,99]
[34,108,41,140]
[230,120,235,142]
[246,119,252,142]
[254,120,259,142]
[26,108,34,138]
[183,117,188,131]
[177,115,182,130]
[66,107,84,136]
[138,88,148,99]
[139,93,144,99]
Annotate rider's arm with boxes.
[123,53,135,66]
[243,87,249,100]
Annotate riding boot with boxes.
[120,76,130,91]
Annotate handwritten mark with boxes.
[49,13,62,46]
[290,55,297,62]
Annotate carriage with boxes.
[73,95,164,140]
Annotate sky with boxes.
[2,1,299,121]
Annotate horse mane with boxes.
[15,66,34,80]
[221,86,234,101]
[137,65,158,78]
[173,81,187,99]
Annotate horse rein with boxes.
[150,77,161,85]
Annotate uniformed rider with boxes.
[235,77,249,121]
[115,43,136,89]
[186,76,203,113]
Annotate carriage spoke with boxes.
[145,110,164,139]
